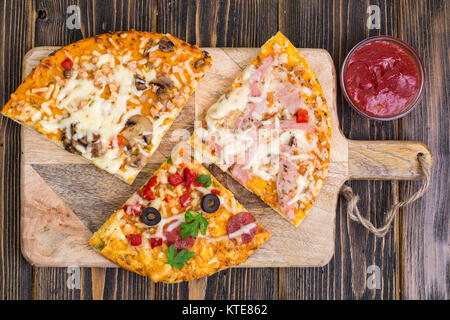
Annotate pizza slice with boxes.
[90,145,270,283]
[191,32,332,226]
[1,30,211,184]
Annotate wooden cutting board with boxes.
[19,47,432,268]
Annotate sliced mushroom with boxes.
[202,50,211,59]
[158,36,175,52]
[61,134,79,154]
[121,114,153,146]
[156,87,168,100]
[129,153,148,169]
[63,70,73,79]
[90,134,105,158]
[150,75,172,89]
[288,135,296,147]
[78,135,88,147]
[135,76,147,91]
[194,58,206,69]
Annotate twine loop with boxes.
[340,153,431,237]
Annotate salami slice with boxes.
[163,220,195,250]
[226,212,257,244]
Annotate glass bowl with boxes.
[340,35,425,121]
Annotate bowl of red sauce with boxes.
[340,36,425,120]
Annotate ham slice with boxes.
[232,164,250,185]
[276,158,299,220]
[275,82,306,115]
[280,120,315,132]
[248,55,275,98]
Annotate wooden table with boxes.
[0,0,447,300]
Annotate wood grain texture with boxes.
[0,0,447,300]
[397,0,449,300]
[0,0,34,300]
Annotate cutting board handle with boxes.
[348,140,433,180]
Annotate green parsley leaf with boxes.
[166,245,195,270]
[167,156,173,164]
[180,210,209,239]
[195,174,212,188]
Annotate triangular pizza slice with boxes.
[90,145,270,283]
[191,32,332,226]
[2,30,211,184]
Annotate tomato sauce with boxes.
[344,40,420,117]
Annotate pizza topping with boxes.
[201,194,220,213]
[226,212,257,244]
[121,115,153,146]
[179,192,191,207]
[180,210,208,238]
[146,176,158,188]
[158,36,175,53]
[296,108,309,123]
[141,186,155,201]
[61,57,73,70]
[134,76,147,90]
[194,58,206,69]
[168,172,183,186]
[275,82,304,115]
[276,158,299,220]
[163,220,195,250]
[231,164,250,185]
[195,174,212,188]
[129,153,148,169]
[150,237,163,249]
[124,203,143,216]
[183,167,197,189]
[150,75,173,89]
[210,189,220,195]
[166,245,195,269]
[63,69,73,79]
[129,234,142,246]
[140,207,161,226]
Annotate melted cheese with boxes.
[207,85,250,119]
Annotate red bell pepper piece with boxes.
[147,176,158,188]
[150,237,163,249]
[183,167,197,189]
[168,173,183,186]
[129,234,142,246]
[296,108,309,123]
[211,189,220,195]
[61,57,73,70]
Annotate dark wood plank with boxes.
[158,0,280,300]
[32,0,159,300]
[279,0,400,299]
[0,0,34,300]
[397,0,449,299]
[2,0,446,300]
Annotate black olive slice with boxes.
[141,207,161,226]
[201,194,220,213]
